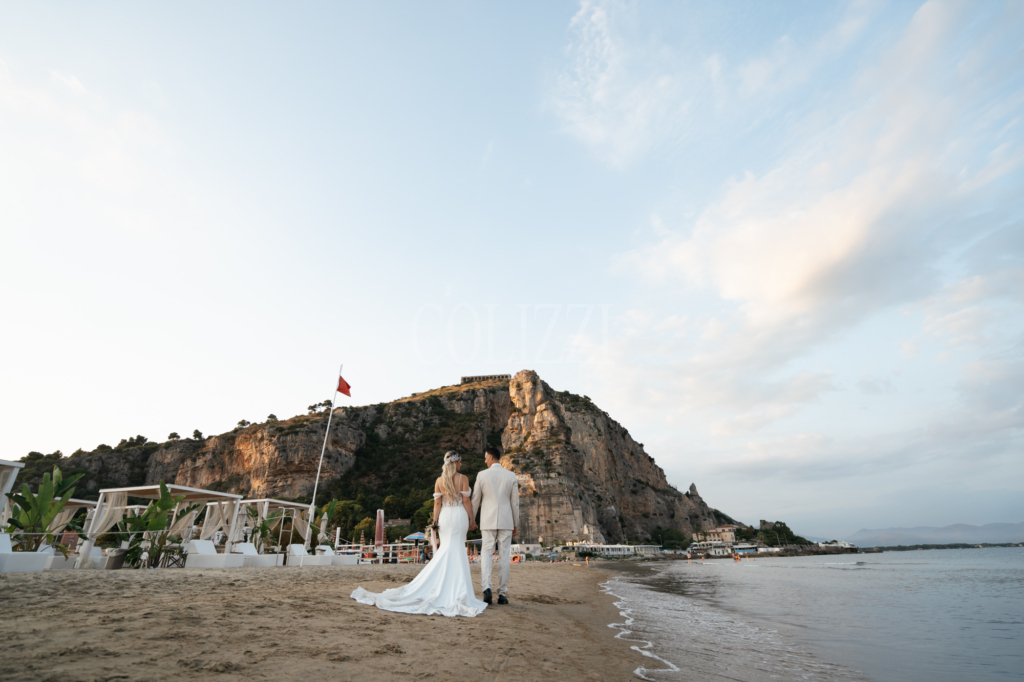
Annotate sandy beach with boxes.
[0,562,638,681]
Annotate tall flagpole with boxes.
[308,364,341,548]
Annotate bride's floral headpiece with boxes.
[443,451,461,464]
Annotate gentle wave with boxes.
[602,568,869,681]
[607,548,1024,682]
[601,579,680,681]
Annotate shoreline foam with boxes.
[602,579,681,681]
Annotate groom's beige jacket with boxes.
[472,463,520,531]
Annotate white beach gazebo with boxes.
[0,458,25,528]
[228,498,311,567]
[76,485,243,569]
[43,498,98,569]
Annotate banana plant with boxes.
[246,507,284,554]
[4,466,83,552]
[117,482,198,568]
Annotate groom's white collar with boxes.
[488,463,503,468]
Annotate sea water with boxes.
[602,548,1024,681]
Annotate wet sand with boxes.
[0,562,639,681]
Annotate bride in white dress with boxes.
[350,451,488,617]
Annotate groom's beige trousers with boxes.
[480,529,512,596]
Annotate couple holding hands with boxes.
[351,446,520,617]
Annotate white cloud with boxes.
[620,0,1023,365]
[50,69,87,95]
[550,0,692,166]
[0,60,178,221]
[566,1,1024,514]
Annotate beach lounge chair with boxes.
[184,539,244,569]
[102,548,127,570]
[0,534,49,573]
[44,545,79,570]
[310,545,338,566]
[286,543,323,566]
[232,542,282,567]
[330,549,359,566]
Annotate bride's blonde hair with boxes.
[440,451,461,500]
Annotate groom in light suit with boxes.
[472,446,520,605]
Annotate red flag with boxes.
[337,375,351,396]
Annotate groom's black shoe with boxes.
[483,588,492,604]
[497,594,509,605]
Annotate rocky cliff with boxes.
[60,370,723,544]
[501,371,718,544]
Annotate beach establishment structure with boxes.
[511,543,543,556]
[221,497,349,567]
[570,543,663,557]
[227,498,309,567]
[689,540,732,556]
[5,476,423,571]
[692,525,739,543]
[77,485,243,569]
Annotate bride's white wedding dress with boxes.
[350,490,487,618]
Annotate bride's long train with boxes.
[350,503,487,618]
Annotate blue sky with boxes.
[2,1,1022,538]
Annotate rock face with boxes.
[502,371,717,544]
[68,418,365,500]
[64,371,722,542]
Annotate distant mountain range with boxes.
[847,522,1024,547]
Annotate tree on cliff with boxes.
[115,435,148,450]
[237,420,251,428]
[192,429,203,440]
[307,400,333,414]
[168,432,180,440]
[15,451,89,494]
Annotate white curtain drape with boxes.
[90,492,128,538]
[199,500,238,541]
[47,506,79,534]
[232,503,249,543]
[1,497,13,528]
[0,468,14,527]
[200,502,224,540]
[167,501,196,540]
[293,510,310,541]
[318,513,329,544]
[221,500,238,542]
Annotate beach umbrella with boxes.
[404,532,426,541]
[374,509,384,556]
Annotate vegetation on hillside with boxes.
[315,397,493,539]
[650,527,691,550]
[735,521,811,546]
